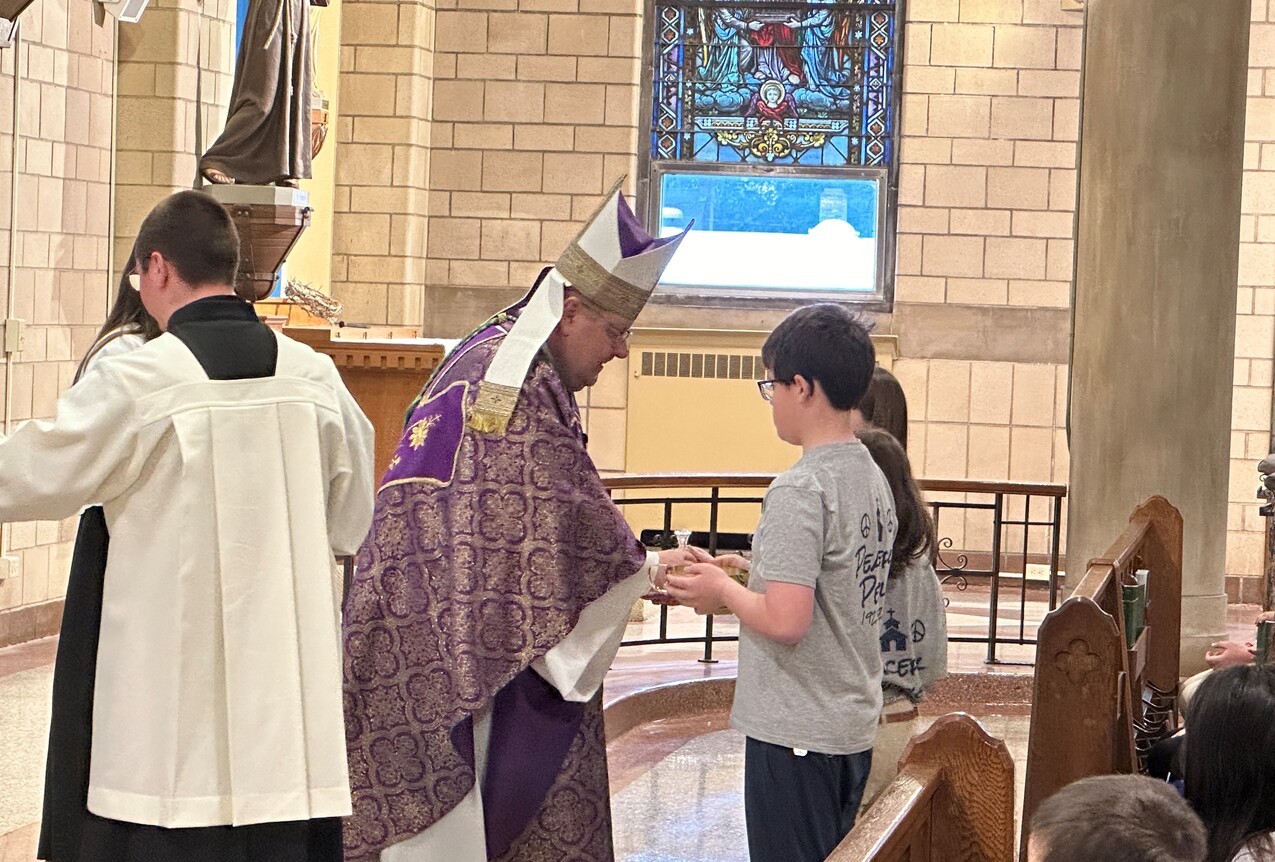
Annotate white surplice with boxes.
[381,556,655,860]
[0,331,375,828]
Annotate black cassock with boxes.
[37,296,343,862]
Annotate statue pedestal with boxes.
[205,184,312,301]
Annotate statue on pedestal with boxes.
[200,0,315,186]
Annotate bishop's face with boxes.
[555,296,632,392]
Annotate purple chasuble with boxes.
[342,308,647,860]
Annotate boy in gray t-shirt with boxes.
[667,304,896,862]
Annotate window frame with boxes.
[636,0,906,313]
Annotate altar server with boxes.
[0,190,375,862]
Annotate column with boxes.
[1067,0,1250,672]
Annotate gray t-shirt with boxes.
[731,440,897,755]
[881,555,948,703]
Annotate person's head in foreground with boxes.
[1186,663,1275,862]
[759,303,874,446]
[1029,774,1205,862]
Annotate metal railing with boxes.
[606,473,1067,665]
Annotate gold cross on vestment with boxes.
[408,415,440,450]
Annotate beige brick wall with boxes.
[889,0,1078,551]
[113,0,236,265]
[0,0,119,617]
[421,0,641,315]
[898,0,1080,316]
[329,0,437,324]
[1227,0,1275,601]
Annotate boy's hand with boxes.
[666,563,731,615]
[685,545,715,563]
[1257,611,1275,625]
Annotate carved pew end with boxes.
[830,713,1015,862]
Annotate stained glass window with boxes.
[643,0,902,302]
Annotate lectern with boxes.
[285,327,447,477]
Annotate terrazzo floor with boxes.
[0,598,1262,861]
[607,715,1033,862]
[0,638,54,862]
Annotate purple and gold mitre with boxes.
[468,177,691,435]
[379,381,468,488]
[555,178,688,325]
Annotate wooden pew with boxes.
[828,713,1015,862]
[1019,496,1183,854]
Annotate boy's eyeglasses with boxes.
[756,379,788,402]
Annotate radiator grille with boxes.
[640,351,764,379]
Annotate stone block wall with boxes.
[889,0,1079,526]
[113,0,237,266]
[329,0,436,325]
[0,0,118,643]
[418,0,643,329]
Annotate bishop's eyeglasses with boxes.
[603,322,632,347]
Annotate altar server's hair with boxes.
[74,246,161,383]
[101,246,160,341]
[761,303,874,411]
[135,190,240,288]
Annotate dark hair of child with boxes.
[859,366,908,450]
[760,303,875,411]
[1185,663,1275,862]
[858,428,934,579]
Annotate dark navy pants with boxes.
[744,737,873,862]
